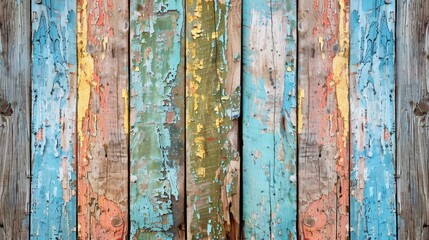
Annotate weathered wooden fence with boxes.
[0,0,428,239]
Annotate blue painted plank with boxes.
[350,0,397,239]
[242,0,297,239]
[31,1,77,239]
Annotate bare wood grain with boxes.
[0,0,31,239]
[397,0,429,238]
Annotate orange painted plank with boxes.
[297,0,350,239]
[77,0,129,238]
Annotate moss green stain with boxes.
[130,0,185,239]
[186,0,241,239]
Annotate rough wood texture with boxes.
[30,1,77,238]
[297,0,350,239]
[242,0,297,239]
[0,0,31,239]
[397,0,429,239]
[129,0,185,239]
[185,0,241,238]
[350,0,396,239]
[77,0,129,238]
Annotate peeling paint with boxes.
[31,1,77,239]
[186,0,241,238]
[130,0,185,239]
[77,0,129,238]
[350,0,397,239]
[242,0,297,239]
[298,0,350,239]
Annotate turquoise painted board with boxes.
[242,0,297,239]
[31,1,77,239]
[350,0,396,239]
[129,0,185,239]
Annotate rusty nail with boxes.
[111,216,123,227]
[303,216,316,227]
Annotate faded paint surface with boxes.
[297,0,350,239]
[242,0,297,239]
[31,1,77,239]
[186,0,241,238]
[350,0,396,239]
[130,0,185,239]
[0,1,31,239]
[77,0,129,238]
[397,0,429,239]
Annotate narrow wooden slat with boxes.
[242,0,297,238]
[397,0,429,238]
[30,1,77,238]
[0,1,31,239]
[297,0,350,239]
[185,0,241,238]
[129,0,185,239]
[77,0,129,238]
[350,0,396,238]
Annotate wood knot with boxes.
[414,94,429,116]
[0,96,13,116]
[111,216,123,227]
[303,216,316,227]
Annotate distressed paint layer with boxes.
[186,0,241,238]
[242,0,297,239]
[297,0,350,239]
[397,0,429,239]
[0,1,31,239]
[31,1,77,239]
[350,0,396,239]
[130,0,185,239]
[77,0,129,238]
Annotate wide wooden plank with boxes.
[185,0,241,238]
[0,1,31,239]
[350,0,396,238]
[77,0,129,238]
[129,0,185,239]
[242,0,297,239]
[397,0,429,239]
[30,1,77,238]
[297,0,350,239]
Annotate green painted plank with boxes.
[129,0,185,239]
[0,0,31,239]
[185,0,241,238]
[350,0,397,239]
[30,1,77,238]
[242,0,297,239]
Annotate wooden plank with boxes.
[30,1,77,238]
[297,0,350,239]
[350,0,396,238]
[77,0,129,238]
[129,0,185,239]
[0,1,31,239]
[397,0,429,238]
[185,0,241,238]
[242,0,297,239]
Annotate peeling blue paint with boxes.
[31,1,77,239]
[350,0,397,239]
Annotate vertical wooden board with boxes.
[30,1,77,238]
[0,1,31,239]
[297,0,350,239]
[397,0,429,239]
[350,0,396,239]
[242,0,297,239]
[185,0,241,238]
[129,0,185,239]
[77,0,129,238]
